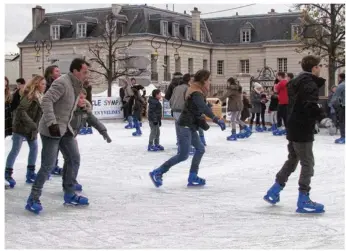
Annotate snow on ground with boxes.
[4,120,345,249]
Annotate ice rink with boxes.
[4,120,345,249]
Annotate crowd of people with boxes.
[4,54,345,215]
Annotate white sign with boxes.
[92,97,124,120]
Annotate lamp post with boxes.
[150,35,182,82]
[34,40,53,75]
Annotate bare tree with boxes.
[294,4,345,89]
[88,14,146,97]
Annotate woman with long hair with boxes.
[5,75,46,188]
[5,77,12,138]
[149,70,226,187]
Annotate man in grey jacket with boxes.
[26,58,90,214]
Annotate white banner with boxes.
[92,97,124,120]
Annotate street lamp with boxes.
[34,39,53,75]
[150,35,182,81]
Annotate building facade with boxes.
[18,5,330,96]
[5,54,20,89]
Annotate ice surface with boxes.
[4,121,345,249]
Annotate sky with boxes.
[4,3,294,54]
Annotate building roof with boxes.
[19,5,302,46]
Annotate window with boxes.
[185,26,192,40]
[217,60,224,75]
[292,25,302,39]
[175,57,181,73]
[76,23,87,38]
[241,29,251,43]
[173,23,179,37]
[188,58,193,74]
[50,25,60,40]
[277,58,288,72]
[201,29,207,42]
[240,60,250,74]
[161,21,168,36]
[203,59,208,70]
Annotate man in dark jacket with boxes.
[264,55,331,214]
[11,78,26,112]
[164,72,183,101]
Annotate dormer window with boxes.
[161,20,168,36]
[76,23,87,38]
[292,25,302,39]
[50,25,60,40]
[241,29,251,43]
[185,26,192,40]
[201,29,207,42]
[173,23,179,37]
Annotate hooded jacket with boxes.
[286,72,326,142]
[219,84,243,112]
[148,96,162,123]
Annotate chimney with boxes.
[112,4,122,15]
[236,12,238,16]
[184,10,186,14]
[191,7,201,42]
[268,9,276,14]
[32,5,45,30]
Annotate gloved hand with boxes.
[217,119,226,131]
[101,131,112,143]
[320,118,333,128]
[153,121,158,126]
[48,124,61,137]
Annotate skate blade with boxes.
[263,197,278,205]
[187,183,206,188]
[25,205,41,214]
[296,208,325,214]
[148,173,161,188]
[63,202,89,207]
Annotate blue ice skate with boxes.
[86,127,93,134]
[227,131,237,141]
[74,183,83,192]
[255,126,264,132]
[79,127,87,135]
[296,192,324,214]
[5,168,16,188]
[25,196,43,214]
[51,166,62,176]
[125,116,134,129]
[187,172,206,187]
[25,168,37,184]
[268,124,277,132]
[262,126,267,131]
[155,144,164,151]
[132,130,142,136]
[200,136,207,146]
[149,168,163,187]
[263,182,283,205]
[237,126,252,138]
[148,144,159,152]
[335,137,345,144]
[139,122,142,127]
[64,193,89,206]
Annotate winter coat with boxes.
[119,87,126,103]
[269,94,279,112]
[148,96,162,124]
[10,89,21,112]
[84,84,92,104]
[220,84,243,112]
[241,95,251,120]
[333,81,345,107]
[38,73,83,138]
[178,82,218,131]
[12,96,43,140]
[131,90,145,119]
[250,91,262,113]
[70,100,107,137]
[5,101,12,137]
[165,77,182,101]
[260,93,268,110]
[275,80,289,105]
[286,72,326,142]
[44,77,54,94]
[170,83,189,112]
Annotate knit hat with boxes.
[253,82,262,89]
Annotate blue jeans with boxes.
[198,128,204,137]
[159,127,205,174]
[30,133,80,200]
[6,133,38,168]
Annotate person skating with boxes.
[5,77,12,138]
[149,70,226,187]
[219,77,251,141]
[62,89,112,192]
[5,75,46,188]
[260,91,269,131]
[79,80,93,135]
[273,72,289,136]
[333,73,345,144]
[264,55,332,214]
[26,58,90,214]
[147,89,163,151]
[249,83,263,132]
[268,87,279,132]
[131,87,145,136]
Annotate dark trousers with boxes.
[250,113,260,126]
[159,127,205,174]
[338,106,345,138]
[149,121,160,145]
[277,104,288,128]
[122,102,129,120]
[62,138,80,185]
[260,105,266,127]
[275,141,314,193]
[30,133,80,200]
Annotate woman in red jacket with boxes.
[273,72,288,136]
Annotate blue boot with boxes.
[148,144,158,152]
[139,122,142,127]
[155,144,164,151]
[25,196,43,214]
[26,166,37,184]
[79,127,87,135]
[64,193,89,206]
[86,127,93,134]
[132,119,142,136]
[255,125,264,132]
[296,192,325,213]
[5,168,16,188]
[335,137,345,144]
[273,127,282,136]
[200,136,207,146]
[238,126,252,138]
[227,130,237,141]
[187,172,206,187]
[125,116,134,129]
[51,166,62,176]
[74,183,83,192]
[262,126,267,131]
[263,182,283,205]
[149,168,164,187]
